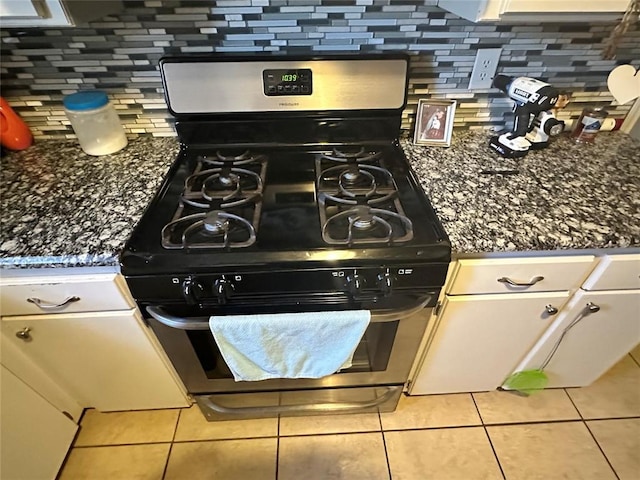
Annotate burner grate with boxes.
[321,146,382,164]
[316,149,414,246]
[161,152,267,250]
[161,210,256,249]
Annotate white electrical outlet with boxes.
[468,48,502,90]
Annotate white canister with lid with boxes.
[63,91,128,156]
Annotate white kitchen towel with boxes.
[209,310,371,382]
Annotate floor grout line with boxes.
[583,420,621,480]
[377,410,394,480]
[563,387,586,421]
[160,408,182,480]
[275,415,280,480]
[67,413,640,448]
[470,393,506,480]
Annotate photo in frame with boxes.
[413,99,456,147]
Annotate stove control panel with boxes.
[130,264,449,306]
[263,68,313,96]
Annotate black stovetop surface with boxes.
[121,139,450,276]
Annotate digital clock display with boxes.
[263,68,312,96]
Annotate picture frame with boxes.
[413,99,456,147]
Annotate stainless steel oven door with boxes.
[145,297,432,393]
[144,297,432,419]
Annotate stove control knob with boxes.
[346,273,364,297]
[182,276,205,305]
[214,278,234,305]
[377,271,394,297]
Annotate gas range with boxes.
[121,54,450,311]
[120,53,451,420]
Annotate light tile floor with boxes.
[59,347,640,480]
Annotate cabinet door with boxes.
[507,289,640,388]
[410,291,569,394]
[1,330,83,422]
[0,0,72,26]
[1,309,189,411]
[439,0,627,22]
[502,0,629,14]
[1,365,77,480]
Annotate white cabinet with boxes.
[506,254,640,388]
[409,254,597,395]
[438,0,628,22]
[0,272,133,316]
[0,270,189,411]
[449,256,597,295]
[1,365,77,480]
[0,0,122,27]
[2,308,189,411]
[1,330,84,421]
[410,291,569,394]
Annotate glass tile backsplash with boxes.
[0,0,638,139]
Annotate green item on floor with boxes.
[502,369,549,395]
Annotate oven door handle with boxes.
[197,386,400,417]
[145,298,431,331]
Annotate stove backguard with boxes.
[160,54,408,116]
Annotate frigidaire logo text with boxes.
[279,102,299,107]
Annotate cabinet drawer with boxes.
[0,274,133,316]
[581,254,640,291]
[449,256,597,295]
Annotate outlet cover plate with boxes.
[469,48,502,90]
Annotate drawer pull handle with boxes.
[27,296,80,310]
[545,305,559,315]
[497,276,544,287]
[16,327,32,342]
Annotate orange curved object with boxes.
[0,97,33,150]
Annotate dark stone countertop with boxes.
[1,130,638,269]
[403,130,640,254]
[0,137,177,269]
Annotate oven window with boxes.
[186,321,398,379]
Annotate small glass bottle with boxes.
[572,107,608,144]
[63,91,128,156]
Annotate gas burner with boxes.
[161,210,256,249]
[322,147,382,164]
[318,164,397,206]
[216,172,239,188]
[183,161,265,210]
[341,169,368,185]
[203,211,230,235]
[199,150,266,166]
[321,205,413,246]
[350,207,377,230]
